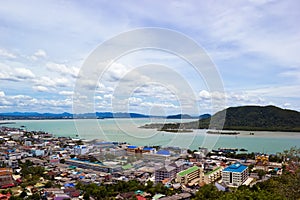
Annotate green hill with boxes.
[141,105,300,132]
[212,105,300,131]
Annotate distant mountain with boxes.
[199,114,211,119]
[0,111,211,120]
[166,113,211,119]
[95,112,150,118]
[0,112,151,120]
[141,105,300,132]
[0,112,73,119]
[166,114,194,119]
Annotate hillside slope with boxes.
[141,105,300,132]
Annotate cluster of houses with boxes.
[0,126,285,199]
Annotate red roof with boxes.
[70,191,81,197]
[136,195,146,200]
[0,193,11,200]
[1,183,15,189]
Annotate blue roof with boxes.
[127,145,137,149]
[156,149,170,155]
[64,183,75,187]
[143,147,154,151]
[223,163,247,173]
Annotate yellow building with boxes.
[202,166,223,184]
[176,166,203,185]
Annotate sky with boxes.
[0,0,299,115]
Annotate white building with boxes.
[74,145,88,155]
[222,163,248,187]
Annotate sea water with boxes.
[2,118,300,154]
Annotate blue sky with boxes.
[0,0,299,114]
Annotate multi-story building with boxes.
[155,165,176,183]
[169,160,185,173]
[154,160,186,183]
[203,166,223,184]
[65,158,121,173]
[176,166,203,185]
[74,145,88,155]
[143,153,171,163]
[0,168,14,188]
[222,163,248,187]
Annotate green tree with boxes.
[83,193,90,200]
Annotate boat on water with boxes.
[206,130,240,135]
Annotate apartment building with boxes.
[222,163,248,187]
[203,166,223,184]
[155,165,176,183]
[176,166,203,185]
[0,168,14,188]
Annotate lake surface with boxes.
[2,118,300,154]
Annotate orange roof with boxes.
[162,178,170,184]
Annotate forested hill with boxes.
[212,105,300,131]
[141,105,300,132]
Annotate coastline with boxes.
[1,119,300,154]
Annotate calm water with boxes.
[2,118,300,154]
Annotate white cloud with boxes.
[34,76,71,88]
[14,68,35,79]
[128,97,143,105]
[32,85,49,92]
[104,94,113,99]
[94,96,103,100]
[103,62,132,82]
[0,92,73,112]
[198,90,227,100]
[31,49,47,60]
[140,101,178,109]
[0,64,35,81]
[198,90,211,99]
[46,62,79,78]
[0,91,5,97]
[59,91,74,96]
[279,69,300,82]
[0,1,299,113]
[0,48,16,58]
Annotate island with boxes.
[140,105,300,132]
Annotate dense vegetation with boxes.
[75,180,180,200]
[142,105,300,131]
[193,169,300,200]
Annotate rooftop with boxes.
[205,166,222,175]
[157,165,176,172]
[143,147,154,151]
[178,166,200,177]
[223,163,247,173]
[127,145,137,149]
[156,150,170,155]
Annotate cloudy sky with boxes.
[0,0,299,115]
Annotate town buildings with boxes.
[203,166,223,184]
[0,168,14,188]
[154,160,186,183]
[222,163,248,187]
[176,166,203,186]
[155,165,176,183]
